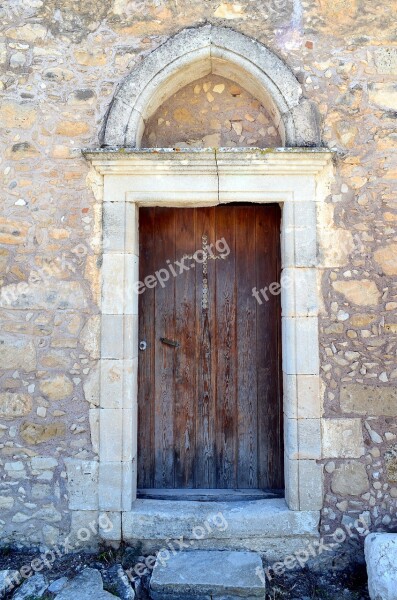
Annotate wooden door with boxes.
[137,204,283,494]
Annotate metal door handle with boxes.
[160,337,179,347]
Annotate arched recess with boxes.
[101,24,321,148]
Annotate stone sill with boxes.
[122,498,320,542]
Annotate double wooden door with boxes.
[137,204,283,494]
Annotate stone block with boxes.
[39,374,74,401]
[102,254,124,315]
[0,392,32,419]
[99,462,122,510]
[101,315,124,359]
[281,202,317,268]
[103,202,126,253]
[340,384,397,417]
[100,358,136,409]
[125,202,139,255]
[282,317,319,375]
[285,418,321,460]
[64,459,99,510]
[122,459,137,510]
[298,460,323,510]
[100,408,123,461]
[281,268,318,317]
[322,418,365,458]
[284,457,299,510]
[150,551,266,599]
[20,422,66,445]
[332,279,380,306]
[369,83,397,110]
[55,568,118,600]
[0,338,36,372]
[374,48,397,74]
[331,461,369,496]
[288,99,321,147]
[365,533,397,600]
[122,498,319,542]
[283,374,321,419]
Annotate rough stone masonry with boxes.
[0,0,396,557]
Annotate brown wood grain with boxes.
[137,205,283,492]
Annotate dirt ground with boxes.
[0,546,370,599]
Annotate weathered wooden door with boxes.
[137,204,283,494]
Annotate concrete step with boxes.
[150,550,266,600]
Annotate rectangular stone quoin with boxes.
[150,550,266,600]
[340,383,397,417]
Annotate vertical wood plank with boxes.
[235,205,258,488]
[153,208,176,488]
[174,208,196,487]
[215,205,237,488]
[256,204,283,489]
[195,207,217,488]
[137,207,155,488]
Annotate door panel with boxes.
[137,204,283,491]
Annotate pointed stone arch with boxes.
[102,25,320,148]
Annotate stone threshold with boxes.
[121,498,320,561]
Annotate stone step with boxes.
[150,550,266,600]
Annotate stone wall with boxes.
[0,0,396,549]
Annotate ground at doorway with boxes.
[0,547,370,600]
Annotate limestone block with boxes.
[0,392,32,419]
[282,317,319,375]
[0,102,37,129]
[283,374,321,419]
[284,417,321,459]
[284,457,299,510]
[68,511,99,550]
[0,570,20,599]
[64,458,99,510]
[374,243,397,276]
[150,550,265,599]
[332,279,380,306]
[103,202,126,253]
[331,461,369,496]
[55,568,118,600]
[83,364,100,406]
[281,268,318,317]
[340,384,397,417]
[5,24,47,43]
[39,375,74,401]
[281,202,317,268]
[20,422,66,445]
[288,99,321,147]
[30,456,58,470]
[385,445,397,482]
[0,338,36,372]
[369,83,397,110]
[374,48,397,74]
[298,460,323,510]
[365,533,397,600]
[89,408,100,454]
[99,462,122,510]
[101,315,124,360]
[322,418,365,458]
[102,254,124,315]
[80,315,100,359]
[99,512,122,542]
[100,408,122,461]
[0,281,88,310]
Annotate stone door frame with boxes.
[83,147,333,541]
